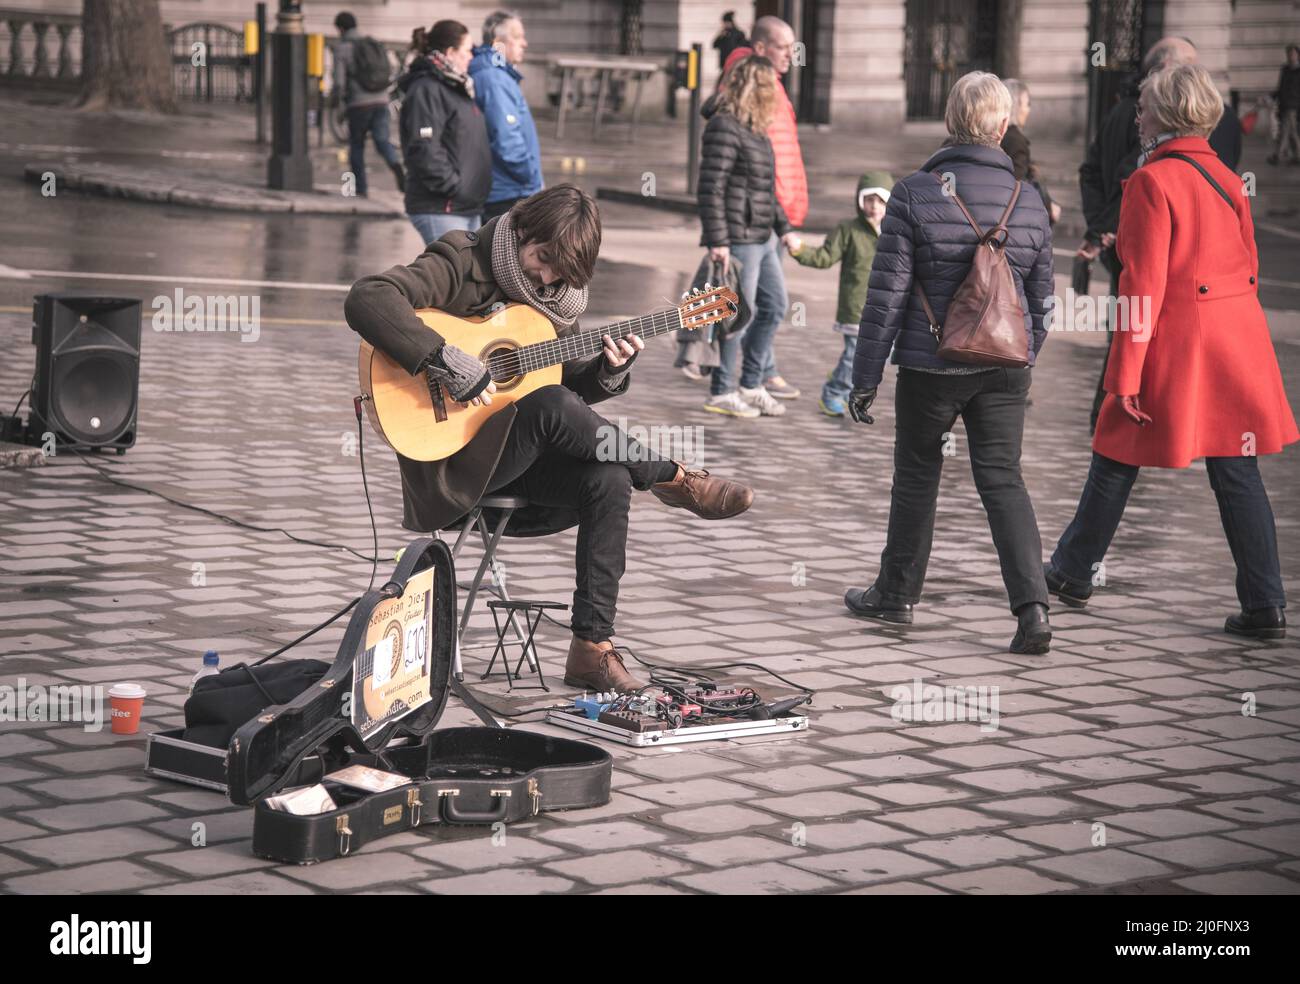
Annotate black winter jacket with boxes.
[852,143,1054,391]
[398,57,492,215]
[1276,64,1300,111]
[697,103,791,247]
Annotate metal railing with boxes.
[169,21,251,102]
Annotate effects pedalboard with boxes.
[546,682,811,746]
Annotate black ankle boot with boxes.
[1010,602,1052,654]
[1225,607,1286,640]
[1044,562,1092,609]
[844,586,913,625]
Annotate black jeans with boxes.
[1052,451,1287,611]
[484,385,677,641]
[875,367,1048,613]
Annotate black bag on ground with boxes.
[182,660,331,749]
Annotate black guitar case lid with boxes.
[227,538,612,863]
[226,538,458,806]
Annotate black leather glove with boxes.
[848,387,877,425]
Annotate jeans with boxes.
[1051,451,1286,611]
[1275,108,1300,162]
[875,367,1048,613]
[823,335,857,405]
[711,231,789,395]
[408,211,481,246]
[484,385,677,641]
[347,104,400,198]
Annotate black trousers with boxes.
[1052,451,1287,611]
[484,385,676,641]
[875,367,1049,613]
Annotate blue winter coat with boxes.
[852,143,1054,390]
[468,46,543,204]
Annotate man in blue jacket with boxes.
[469,11,544,220]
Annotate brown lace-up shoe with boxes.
[650,463,753,520]
[563,637,642,692]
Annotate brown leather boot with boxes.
[564,637,642,692]
[650,463,753,520]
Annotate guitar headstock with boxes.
[677,284,739,331]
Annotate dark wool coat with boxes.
[344,217,631,536]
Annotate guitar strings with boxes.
[480,301,726,380]
[483,310,675,378]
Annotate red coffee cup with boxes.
[108,683,146,735]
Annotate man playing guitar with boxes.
[346,184,754,691]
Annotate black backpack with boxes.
[352,36,392,93]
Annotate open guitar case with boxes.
[225,537,611,864]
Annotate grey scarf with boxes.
[489,212,588,330]
[1137,131,1178,168]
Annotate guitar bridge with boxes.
[425,367,448,422]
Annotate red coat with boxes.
[722,46,808,226]
[1094,136,1298,467]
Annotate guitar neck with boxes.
[504,309,684,377]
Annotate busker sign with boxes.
[353,568,435,737]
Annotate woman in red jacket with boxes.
[1046,63,1298,639]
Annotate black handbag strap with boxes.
[1164,152,1235,211]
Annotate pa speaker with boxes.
[30,293,141,453]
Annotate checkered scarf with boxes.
[489,212,588,331]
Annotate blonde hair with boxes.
[1140,63,1223,138]
[717,54,778,133]
[945,71,1013,147]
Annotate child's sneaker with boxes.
[738,386,787,416]
[704,392,761,418]
[819,397,846,417]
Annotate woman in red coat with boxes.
[1046,63,1298,639]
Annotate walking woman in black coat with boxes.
[843,72,1056,655]
[696,54,800,419]
[398,19,492,245]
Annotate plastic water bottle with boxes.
[189,650,220,695]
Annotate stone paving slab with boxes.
[1,205,1299,894]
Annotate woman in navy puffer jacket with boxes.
[843,71,1056,656]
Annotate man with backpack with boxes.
[333,11,405,197]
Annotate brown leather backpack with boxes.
[914,178,1030,367]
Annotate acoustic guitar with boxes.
[358,285,739,462]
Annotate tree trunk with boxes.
[79,0,175,112]
[996,0,1023,80]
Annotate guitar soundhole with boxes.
[482,343,523,392]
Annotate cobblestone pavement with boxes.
[2,231,1298,894]
[1,92,1298,895]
